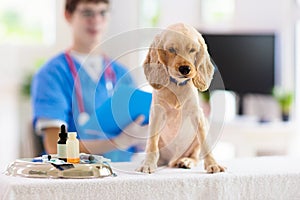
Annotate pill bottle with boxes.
[66,132,80,163]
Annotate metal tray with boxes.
[4,158,115,179]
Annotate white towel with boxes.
[1,156,300,200]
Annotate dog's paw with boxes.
[205,164,226,173]
[175,157,197,169]
[136,163,157,174]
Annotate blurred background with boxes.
[1,0,300,171]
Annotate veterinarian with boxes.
[31,0,148,161]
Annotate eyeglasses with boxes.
[77,9,109,18]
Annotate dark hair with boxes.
[65,0,110,14]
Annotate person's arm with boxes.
[43,127,116,154]
[43,127,61,154]
[43,116,148,155]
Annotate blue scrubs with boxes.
[32,52,136,161]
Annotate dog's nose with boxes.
[179,66,191,75]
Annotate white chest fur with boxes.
[152,82,201,161]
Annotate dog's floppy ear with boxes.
[192,33,214,91]
[143,34,169,90]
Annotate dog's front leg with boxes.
[137,133,160,173]
[192,112,226,173]
[137,104,165,173]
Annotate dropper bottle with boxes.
[57,124,68,161]
[66,132,80,163]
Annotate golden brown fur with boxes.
[137,23,225,173]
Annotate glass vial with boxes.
[66,132,80,163]
[57,124,67,162]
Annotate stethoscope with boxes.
[65,50,116,125]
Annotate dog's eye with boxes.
[168,47,176,54]
[189,48,196,53]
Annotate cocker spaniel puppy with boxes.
[137,23,225,173]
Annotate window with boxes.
[201,0,235,24]
[295,21,300,121]
[0,0,55,45]
[139,0,160,27]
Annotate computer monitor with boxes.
[203,33,276,114]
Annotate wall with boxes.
[294,3,300,123]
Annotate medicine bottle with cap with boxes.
[66,132,80,163]
[57,124,67,162]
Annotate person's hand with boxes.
[112,115,149,150]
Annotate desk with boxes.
[1,157,300,200]
[220,118,299,157]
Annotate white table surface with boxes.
[1,156,300,200]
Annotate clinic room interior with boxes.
[1,0,300,172]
